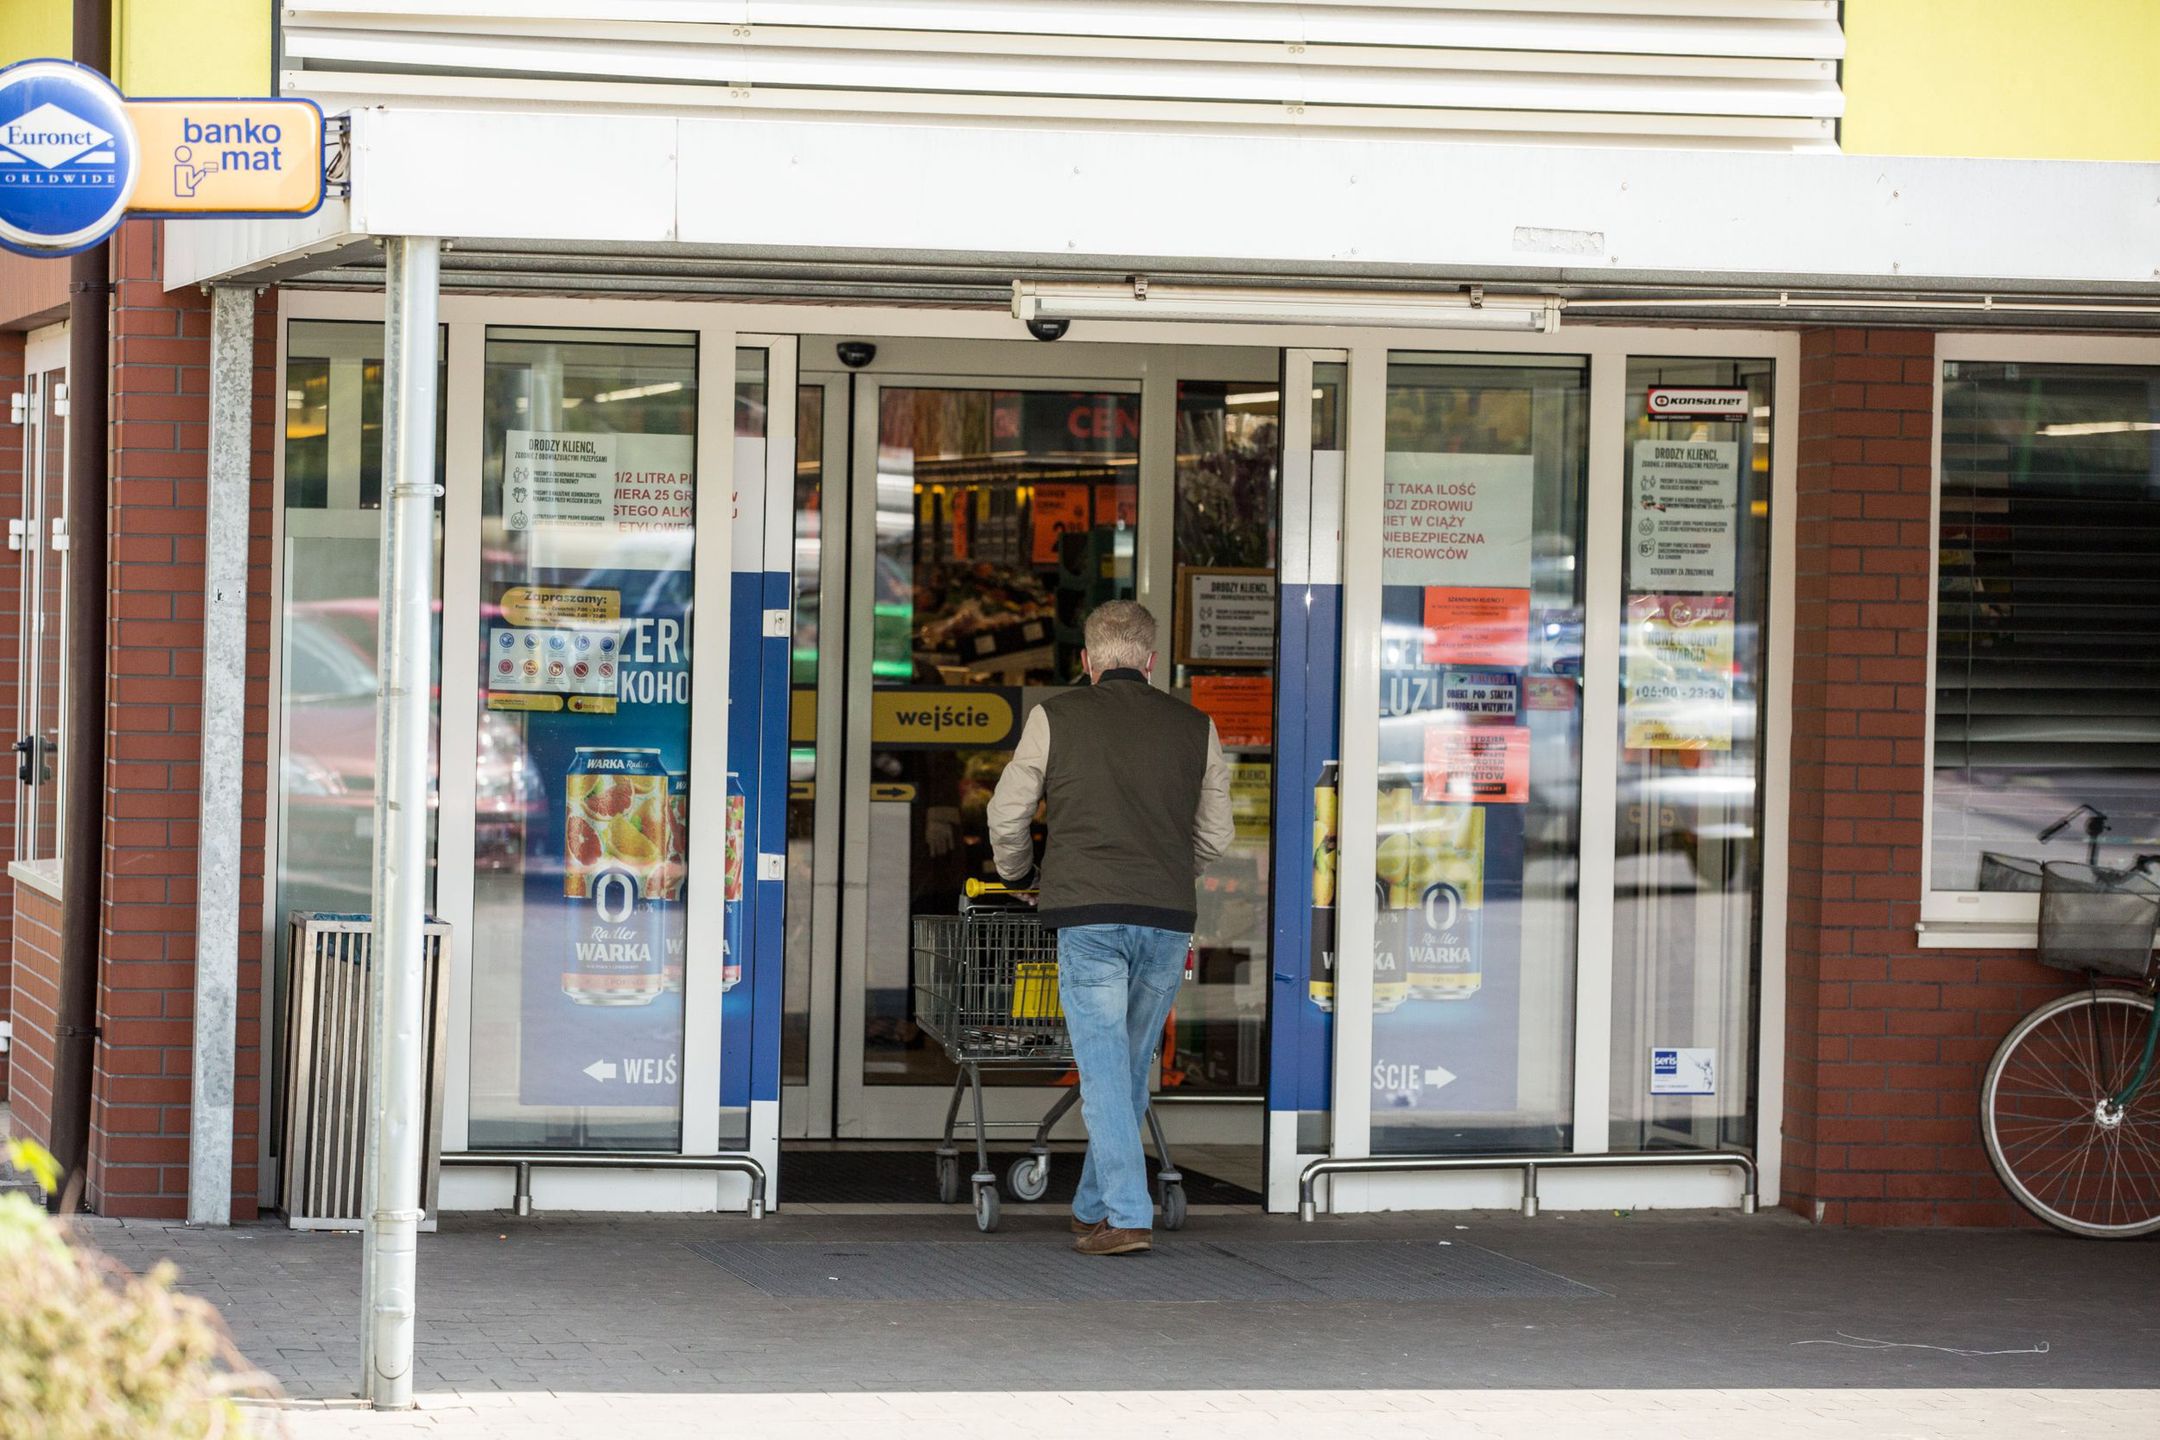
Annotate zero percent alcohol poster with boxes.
[1624,592,1735,751]
[509,563,696,1108]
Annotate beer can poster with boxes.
[506,564,695,1108]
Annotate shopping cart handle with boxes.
[963,877,1039,912]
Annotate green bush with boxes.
[0,1143,276,1440]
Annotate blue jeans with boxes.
[1057,923,1189,1231]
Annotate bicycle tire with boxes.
[1981,988,2160,1239]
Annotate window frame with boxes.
[1920,332,2160,948]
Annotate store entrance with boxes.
[779,337,1281,1201]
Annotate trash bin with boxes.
[278,912,451,1229]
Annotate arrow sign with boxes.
[1422,1065,1457,1090]
[582,1060,618,1082]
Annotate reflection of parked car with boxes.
[281,608,389,911]
[282,599,544,907]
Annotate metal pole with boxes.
[185,286,255,1226]
[49,0,113,1215]
[361,236,440,1410]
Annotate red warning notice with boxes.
[1422,724,1530,805]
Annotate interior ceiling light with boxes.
[1013,280,1561,332]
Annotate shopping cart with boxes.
[913,880,1189,1233]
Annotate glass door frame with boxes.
[1318,328,1799,1215]
[14,324,68,868]
[793,336,1282,1140]
[265,291,800,1209]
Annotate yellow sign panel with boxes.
[501,586,620,627]
[790,688,816,745]
[869,688,1022,750]
[125,99,324,215]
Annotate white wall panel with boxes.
[283,1,1844,151]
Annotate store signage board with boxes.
[1631,438,1739,592]
[0,61,139,256]
[1645,386,1751,421]
[1180,566,1275,666]
[0,59,323,256]
[127,98,325,216]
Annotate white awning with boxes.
[166,105,2160,310]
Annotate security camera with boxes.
[1025,317,1070,343]
[835,341,877,370]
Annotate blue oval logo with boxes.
[0,60,139,257]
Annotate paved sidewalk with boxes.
[76,1206,2160,1438]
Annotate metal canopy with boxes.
[165,106,2160,328]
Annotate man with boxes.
[987,600,1234,1255]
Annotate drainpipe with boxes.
[49,0,113,1212]
[184,286,255,1225]
[360,236,440,1410]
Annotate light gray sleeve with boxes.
[988,705,1051,882]
[1194,721,1235,872]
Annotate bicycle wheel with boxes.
[1981,989,2160,1238]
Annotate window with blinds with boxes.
[1932,360,2160,892]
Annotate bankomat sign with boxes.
[0,58,324,258]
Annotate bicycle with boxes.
[1979,849,2160,1238]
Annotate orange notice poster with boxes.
[1190,674,1274,748]
[1031,484,1091,563]
[1095,483,1137,529]
[1422,587,1531,666]
[1422,724,1530,804]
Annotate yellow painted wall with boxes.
[1843,0,2160,161]
[0,0,70,69]
[0,0,271,96]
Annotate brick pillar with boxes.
[1781,327,2061,1226]
[86,220,273,1220]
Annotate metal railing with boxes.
[440,1151,769,1220]
[1299,1149,1759,1221]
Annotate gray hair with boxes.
[1083,600,1158,671]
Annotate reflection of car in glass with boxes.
[280,608,388,911]
[283,599,543,907]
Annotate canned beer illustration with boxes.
[1403,803,1486,1001]
[1368,784,1413,1013]
[1308,760,1338,1012]
[656,772,690,992]
[562,748,669,1007]
[564,747,669,900]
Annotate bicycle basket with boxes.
[2037,861,2160,980]
[1978,851,2045,893]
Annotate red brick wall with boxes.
[1781,326,2062,1227]
[8,884,61,1148]
[79,220,274,1220]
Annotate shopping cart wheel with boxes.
[1007,1154,1050,1202]
[1158,1180,1188,1232]
[935,1153,960,1205]
[974,1183,1001,1233]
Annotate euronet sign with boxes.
[0,58,323,256]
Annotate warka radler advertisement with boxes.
[488,431,746,1109]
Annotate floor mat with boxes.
[780,1148,1262,1206]
[683,1237,1602,1302]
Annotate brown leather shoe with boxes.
[1070,1216,1103,1235]
[1073,1225,1152,1256]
